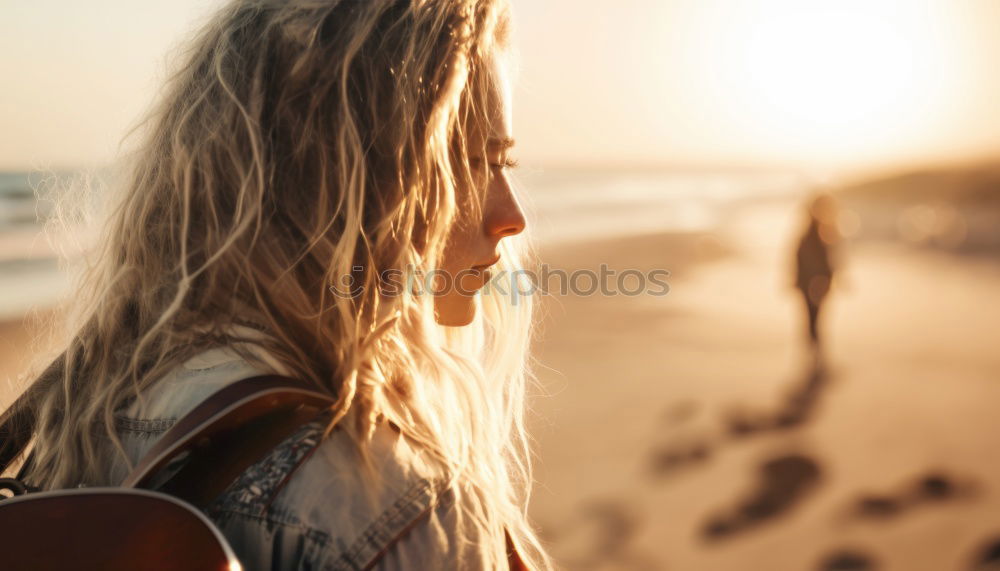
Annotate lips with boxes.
[471,254,501,272]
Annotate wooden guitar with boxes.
[0,375,334,571]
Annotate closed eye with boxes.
[497,157,519,169]
[468,156,519,170]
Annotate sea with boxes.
[0,167,806,321]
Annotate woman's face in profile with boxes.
[435,55,526,327]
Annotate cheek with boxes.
[441,221,474,272]
[443,197,486,268]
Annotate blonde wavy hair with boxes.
[2,0,551,568]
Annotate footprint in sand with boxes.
[817,548,879,570]
[648,366,828,485]
[647,438,714,479]
[702,452,822,541]
[725,364,829,438]
[551,498,661,570]
[845,470,979,522]
[968,536,1000,570]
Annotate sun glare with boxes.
[708,1,963,166]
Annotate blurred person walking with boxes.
[793,194,840,357]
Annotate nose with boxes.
[484,176,527,239]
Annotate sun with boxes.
[708,1,961,166]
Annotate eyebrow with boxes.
[487,137,516,150]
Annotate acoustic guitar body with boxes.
[0,487,240,571]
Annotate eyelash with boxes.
[470,157,519,170]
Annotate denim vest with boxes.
[100,335,495,570]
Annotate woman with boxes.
[2,0,551,568]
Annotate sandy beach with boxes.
[527,197,1000,570]
[0,309,55,410]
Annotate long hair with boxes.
[3,0,551,568]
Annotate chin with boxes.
[435,295,477,327]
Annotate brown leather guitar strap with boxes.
[122,375,337,509]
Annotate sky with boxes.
[2,0,1000,174]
